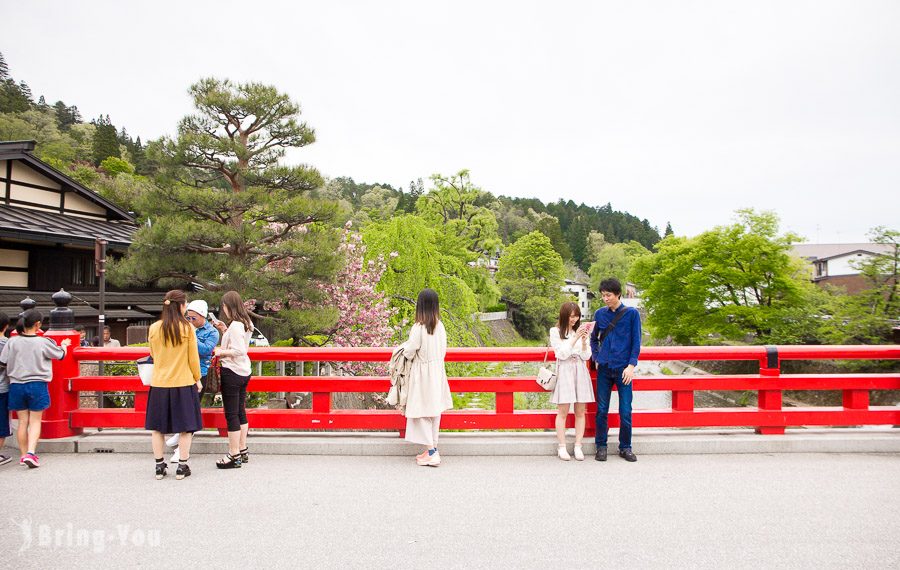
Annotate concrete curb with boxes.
[3,427,899,456]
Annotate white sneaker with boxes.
[574,445,585,461]
[166,434,180,448]
[417,451,441,467]
[170,449,180,464]
[557,445,571,461]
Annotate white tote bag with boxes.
[136,356,154,386]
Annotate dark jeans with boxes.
[595,364,633,450]
[220,367,250,432]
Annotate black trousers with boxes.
[220,367,251,432]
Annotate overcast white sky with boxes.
[4,0,899,242]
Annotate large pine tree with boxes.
[110,78,341,338]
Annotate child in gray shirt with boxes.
[0,309,70,467]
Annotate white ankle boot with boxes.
[573,445,585,461]
[557,445,571,461]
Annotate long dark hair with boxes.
[556,301,581,340]
[220,291,253,333]
[160,290,189,346]
[415,288,440,335]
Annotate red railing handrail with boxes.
[54,340,900,438]
[69,373,900,393]
[73,344,900,362]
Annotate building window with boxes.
[70,257,97,286]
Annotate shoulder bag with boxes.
[535,346,558,391]
[207,355,222,393]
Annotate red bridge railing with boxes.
[39,329,900,439]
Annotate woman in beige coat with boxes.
[401,289,452,467]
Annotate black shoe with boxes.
[595,447,608,462]
[155,461,167,480]
[239,448,249,464]
[175,461,191,480]
[216,453,242,469]
[618,449,637,462]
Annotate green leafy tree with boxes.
[362,214,483,346]
[496,231,567,339]
[588,240,651,292]
[0,52,32,113]
[91,114,120,165]
[396,178,424,213]
[630,209,820,344]
[53,100,81,131]
[416,170,501,257]
[99,156,135,176]
[822,227,900,344]
[109,78,341,339]
[530,210,572,261]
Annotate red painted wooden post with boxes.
[496,392,514,414]
[584,370,598,436]
[672,391,694,412]
[312,392,331,414]
[134,391,148,412]
[756,347,784,435]
[43,329,83,439]
[842,389,869,410]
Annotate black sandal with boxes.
[175,460,191,480]
[239,448,249,464]
[216,453,242,469]
[155,459,167,480]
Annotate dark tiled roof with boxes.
[0,305,101,318]
[0,290,165,306]
[0,204,137,248]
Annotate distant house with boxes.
[792,243,894,294]
[0,140,159,343]
[562,279,591,315]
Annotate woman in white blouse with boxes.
[212,291,253,469]
[401,289,452,467]
[549,301,595,461]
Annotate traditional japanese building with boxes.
[0,140,160,343]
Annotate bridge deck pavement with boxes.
[0,452,897,569]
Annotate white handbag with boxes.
[136,357,154,386]
[386,384,399,406]
[535,348,557,391]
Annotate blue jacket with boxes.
[590,305,642,370]
[195,321,220,377]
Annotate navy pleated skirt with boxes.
[144,385,203,433]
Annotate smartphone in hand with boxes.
[580,321,595,334]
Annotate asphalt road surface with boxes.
[1,452,898,569]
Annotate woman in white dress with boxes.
[401,289,452,467]
[550,301,595,461]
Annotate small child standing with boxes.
[0,309,70,468]
[0,312,11,466]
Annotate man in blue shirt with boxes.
[589,278,641,462]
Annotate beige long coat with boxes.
[401,321,452,418]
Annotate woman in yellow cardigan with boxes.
[146,290,202,480]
